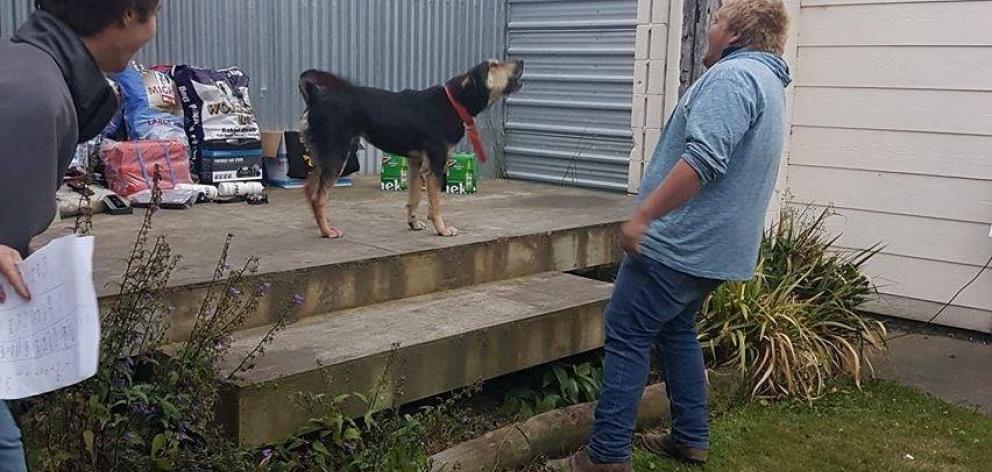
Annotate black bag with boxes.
[284,131,361,180]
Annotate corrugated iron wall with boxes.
[1,0,32,39]
[3,0,508,175]
[505,0,637,192]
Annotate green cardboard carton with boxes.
[380,154,408,191]
[445,153,479,194]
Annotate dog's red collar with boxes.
[443,84,487,164]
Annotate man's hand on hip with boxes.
[621,216,650,256]
[0,245,31,303]
[622,159,704,256]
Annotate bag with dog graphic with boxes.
[170,65,261,164]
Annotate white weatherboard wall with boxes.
[787,0,992,332]
[629,0,684,193]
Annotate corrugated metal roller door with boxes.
[505,0,637,192]
[3,0,507,177]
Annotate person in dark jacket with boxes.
[0,1,159,468]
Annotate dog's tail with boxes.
[299,70,351,106]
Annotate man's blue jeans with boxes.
[0,402,26,472]
[587,254,721,464]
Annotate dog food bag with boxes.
[171,65,261,158]
[111,62,188,143]
[101,139,193,197]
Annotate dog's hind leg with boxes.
[425,149,458,237]
[304,156,346,239]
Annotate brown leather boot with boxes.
[546,449,633,472]
[637,433,708,465]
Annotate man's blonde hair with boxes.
[719,0,790,56]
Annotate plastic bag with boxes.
[101,139,193,197]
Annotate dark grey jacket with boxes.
[0,11,117,257]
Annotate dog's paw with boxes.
[320,227,344,239]
[438,226,460,237]
[408,219,428,231]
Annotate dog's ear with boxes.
[299,80,321,105]
[300,70,332,105]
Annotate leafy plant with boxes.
[697,206,887,401]
[260,352,482,472]
[501,360,603,417]
[21,183,295,472]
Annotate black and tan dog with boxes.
[298,59,524,238]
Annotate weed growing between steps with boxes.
[499,355,605,418]
[18,186,297,471]
[260,368,482,471]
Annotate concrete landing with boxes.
[38,178,633,341]
[876,332,992,415]
[217,272,613,446]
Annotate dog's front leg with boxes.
[305,168,344,239]
[406,154,428,231]
[425,171,458,237]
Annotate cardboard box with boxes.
[445,153,479,194]
[380,153,480,193]
[261,131,282,158]
[380,154,408,191]
[261,131,307,188]
[198,144,263,184]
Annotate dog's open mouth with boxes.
[507,65,524,93]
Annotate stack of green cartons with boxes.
[380,153,408,191]
[445,153,479,194]
[380,153,480,193]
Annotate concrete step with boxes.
[216,272,612,446]
[62,179,629,343]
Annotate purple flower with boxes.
[255,282,272,295]
[262,448,273,460]
[229,287,241,298]
[131,403,156,417]
[291,294,305,307]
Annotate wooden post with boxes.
[679,0,722,95]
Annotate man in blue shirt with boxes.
[553,0,791,469]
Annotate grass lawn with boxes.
[632,381,992,472]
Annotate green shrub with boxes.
[697,206,887,401]
[21,188,294,472]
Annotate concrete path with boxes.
[876,330,992,415]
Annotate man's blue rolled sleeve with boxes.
[681,78,757,186]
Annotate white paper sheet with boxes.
[0,235,100,399]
